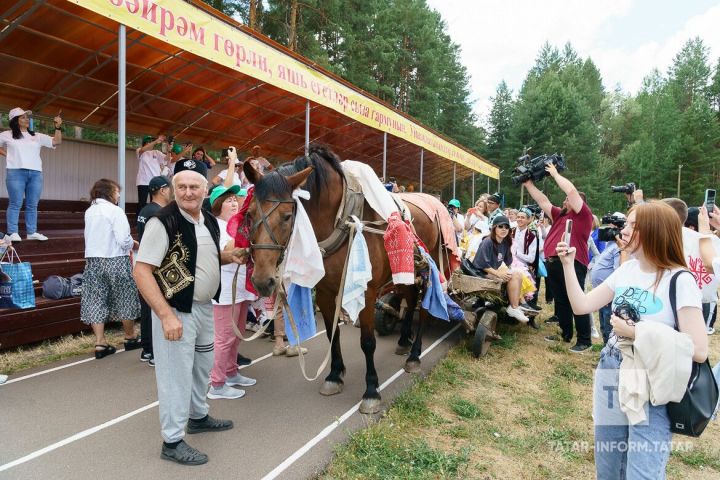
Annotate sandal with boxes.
[95,344,117,359]
[124,337,142,351]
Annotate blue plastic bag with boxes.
[537,256,548,278]
[283,283,317,346]
[0,248,35,309]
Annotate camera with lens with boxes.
[611,182,635,194]
[597,213,626,242]
[510,149,567,186]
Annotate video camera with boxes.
[597,213,626,242]
[611,182,635,194]
[510,148,567,186]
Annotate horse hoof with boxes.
[319,381,343,396]
[359,398,382,414]
[395,344,411,356]
[404,360,422,374]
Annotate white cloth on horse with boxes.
[282,188,325,288]
[342,216,372,326]
[341,160,409,221]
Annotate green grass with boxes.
[449,397,483,420]
[672,446,720,471]
[554,363,592,385]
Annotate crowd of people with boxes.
[2,106,719,474]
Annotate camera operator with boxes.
[447,199,465,244]
[589,213,625,344]
[523,162,594,352]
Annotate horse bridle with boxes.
[248,194,296,267]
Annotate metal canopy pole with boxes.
[487,175,490,193]
[452,164,457,198]
[471,173,475,205]
[118,24,126,210]
[419,149,424,193]
[305,101,310,155]
[382,132,387,181]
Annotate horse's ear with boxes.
[287,166,313,189]
[243,160,262,185]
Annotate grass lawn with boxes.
[320,305,720,479]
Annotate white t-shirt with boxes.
[0,130,54,171]
[214,218,256,305]
[136,149,168,185]
[217,169,244,187]
[603,259,702,330]
[682,227,720,302]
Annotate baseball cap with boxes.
[491,215,510,227]
[238,188,248,197]
[171,143,183,155]
[174,158,208,177]
[9,107,31,122]
[209,184,241,207]
[487,194,501,204]
[448,199,461,208]
[142,135,154,145]
[148,176,170,192]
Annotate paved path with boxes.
[0,318,462,480]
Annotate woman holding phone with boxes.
[556,201,707,479]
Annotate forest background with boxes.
[204,0,720,215]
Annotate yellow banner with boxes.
[70,0,498,178]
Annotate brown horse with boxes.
[243,145,447,414]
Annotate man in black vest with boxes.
[133,169,248,466]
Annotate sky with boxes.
[426,0,720,123]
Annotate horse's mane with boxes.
[277,144,345,203]
[253,170,291,201]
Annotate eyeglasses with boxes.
[496,225,510,230]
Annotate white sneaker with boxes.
[225,373,257,387]
[506,306,529,323]
[707,327,715,335]
[591,325,601,339]
[246,322,260,332]
[285,345,308,357]
[0,374,8,384]
[26,232,48,241]
[207,384,245,400]
[8,233,21,242]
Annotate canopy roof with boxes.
[0,0,497,190]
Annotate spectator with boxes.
[485,194,503,227]
[135,135,170,212]
[136,176,172,365]
[0,108,62,241]
[192,146,216,170]
[523,162,594,352]
[211,156,244,188]
[81,179,141,359]
[464,197,489,235]
[589,213,625,344]
[447,199,465,243]
[699,205,720,334]
[590,215,607,260]
[133,168,247,465]
[173,143,206,178]
[207,184,258,400]
[472,215,533,323]
[246,145,272,174]
[556,201,707,479]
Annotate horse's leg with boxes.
[395,285,414,355]
[358,285,382,414]
[317,290,346,396]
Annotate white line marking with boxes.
[2,349,127,385]
[0,330,328,471]
[260,324,461,480]
[0,402,159,473]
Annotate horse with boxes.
[242,144,448,414]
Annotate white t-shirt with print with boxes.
[136,149,168,186]
[603,259,702,330]
[217,169,244,187]
[214,218,256,305]
[0,130,54,170]
[682,227,720,302]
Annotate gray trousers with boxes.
[152,302,214,443]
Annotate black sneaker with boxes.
[545,315,559,324]
[140,350,153,362]
[160,440,208,465]
[237,353,252,366]
[149,358,155,367]
[186,415,234,434]
[544,335,570,343]
[569,344,592,353]
[519,303,542,313]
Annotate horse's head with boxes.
[243,159,313,296]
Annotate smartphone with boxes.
[705,189,716,217]
[563,219,573,245]
[221,148,229,158]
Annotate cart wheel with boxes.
[375,293,401,336]
[474,310,498,357]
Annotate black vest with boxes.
[153,202,221,313]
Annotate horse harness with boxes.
[248,194,297,266]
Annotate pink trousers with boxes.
[210,302,249,388]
